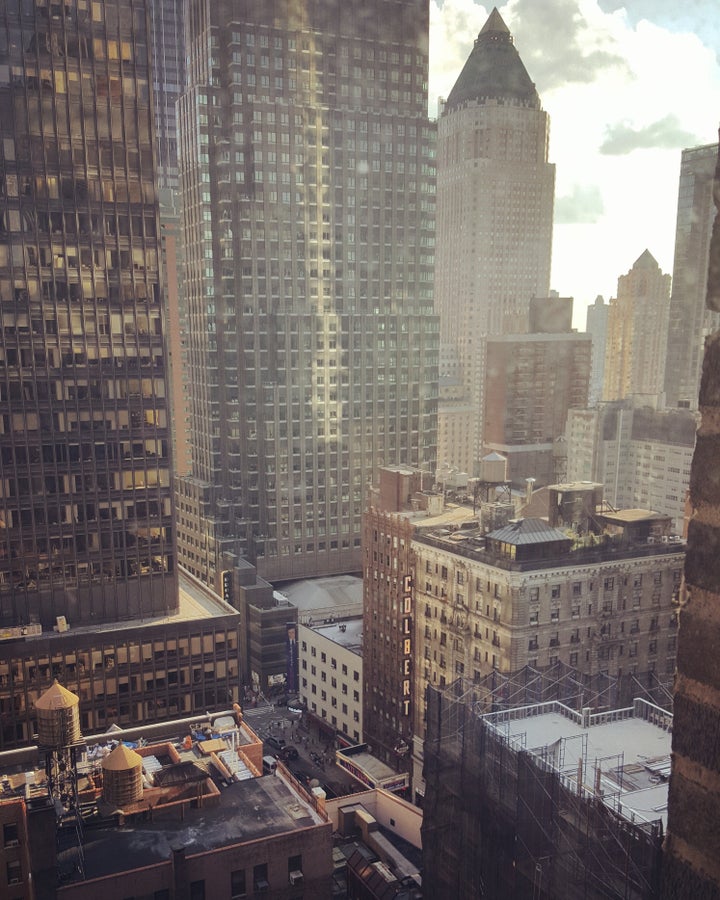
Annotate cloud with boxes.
[600,114,702,154]
[506,0,630,92]
[555,184,605,224]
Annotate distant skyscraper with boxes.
[586,295,608,405]
[665,143,720,409]
[0,0,176,628]
[603,250,671,403]
[434,7,555,473]
[176,0,438,588]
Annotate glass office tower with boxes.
[0,0,176,628]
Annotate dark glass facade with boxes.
[177,0,438,586]
[0,0,176,627]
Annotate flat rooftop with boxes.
[23,573,238,643]
[486,699,672,827]
[279,575,363,619]
[61,775,325,881]
[307,617,363,654]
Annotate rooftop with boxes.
[304,617,363,655]
[67,775,325,881]
[485,698,672,827]
[444,7,540,113]
[279,574,363,622]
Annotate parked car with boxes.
[279,745,299,762]
[265,736,286,752]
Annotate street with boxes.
[242,702,360,798]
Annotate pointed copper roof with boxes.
[35,679,80,710]
[444,8,539,114]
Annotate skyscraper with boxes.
[603,250,671,403]
[586,295,608,406]
[434,7,555,473]
[0,0,243,749]
[0,0,175,627]
[176,0,438,588]
[665,142,720,410]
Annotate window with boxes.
[3,823,18,847]
[289,854,303,886]
[551,585,561,599]
[254,863,269,892]
[6,860,21,885]
[604,577,614,591]
[529,587,539,602]
[529,610,539,626]
[190,882,205,900]
[573,582,582,597]
[231,869,247,899]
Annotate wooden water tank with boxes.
[35,680,81,748]
[102,743,144,807]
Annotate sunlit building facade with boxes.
[0,0,176,628]
[176,0,438,587]
[665,142,720,410]
[603,250,671,403]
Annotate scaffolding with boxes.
[421,681,665,899]
[452,661,674,718]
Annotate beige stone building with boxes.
[603,250,671,403]
[410,504,683,795]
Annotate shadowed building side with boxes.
[663,137,720,897]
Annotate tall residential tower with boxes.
[176,0,438,588]
[434,8,555,473]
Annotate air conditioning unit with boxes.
[5,839,19,847]
[289,870,304,886]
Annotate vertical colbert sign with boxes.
[402,574,413,717]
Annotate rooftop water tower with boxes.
[34,680,86,879]
[101,743,144,808]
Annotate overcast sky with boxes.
[429,0,720,326]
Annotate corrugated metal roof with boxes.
[487,517,570,546]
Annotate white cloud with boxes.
[429,0,720,322]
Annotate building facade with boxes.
[565,400,696,532]
[298,618,363,745]
[0,0,176,629]
[410,509,683,796]
[482,329,591,486]
[434,8,555,472]
[0,0,249,750]
[175,0,438,589]
[362,467,470,771]
[586,294,608,405]
[664,142,720,410]
[603,250,671,403]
